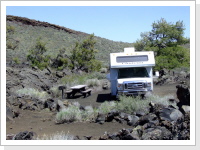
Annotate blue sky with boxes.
[6,6,190,43]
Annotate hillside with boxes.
[6,15,133,66]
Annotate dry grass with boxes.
[116,93,177,114]
[55,93,177,123]
[16,88,49,102]
[37,131,75,140]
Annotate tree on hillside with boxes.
[69,34,102,72]
[27,37,50,70]
[51,48,69,70]
[133,18,190,70]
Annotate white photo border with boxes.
[1,0,196,146]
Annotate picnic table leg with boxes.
[83,93,86,98]
[67,93,71,98]
[61,89,64,99]
[72,90,77,98]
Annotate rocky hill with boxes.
[7,15,89,36]
[6,15,133,66]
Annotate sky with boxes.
[6,4,190,43]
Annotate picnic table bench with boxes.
[81,88,92,98]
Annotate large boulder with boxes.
[176,84,190,106]
[107,133,120,140]
[18,96,45,111]
[137,113,158,126]
[57,99,67,111]
[127,115,139,126]
[7,96,21,106]
[56,71,64,78]
[149,102,165,114]
[181,105,190,114]
[119,112,129,120]
[12,131,36,140]
[141,126,173,140]
[158,106,183,122]
[6,105,19,121]
[19,98,39,111]
[159,69,168,77]
[106,110,119,122]
[96,113,106,124]
[44,98,58,111]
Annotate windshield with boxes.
[118,67,149,79]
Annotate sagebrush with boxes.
[55,93,177,123]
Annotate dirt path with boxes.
[6,83,178,139]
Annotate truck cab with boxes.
[109,47,156,98]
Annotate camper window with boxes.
[116,55,148,63]
[118,67,149,79]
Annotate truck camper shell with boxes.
[110,50,155,69]
[109,47,156,98]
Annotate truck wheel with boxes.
[111,95,119,101]
[110,93,116,100]
[140,94,145,99]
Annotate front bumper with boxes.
[117,89,151,98]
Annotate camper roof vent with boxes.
[124,47,135,53]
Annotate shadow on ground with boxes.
[96,93,112,103]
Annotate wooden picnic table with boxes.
[70,85,87,90]
[70,85,87,98]
[65,85,92,98]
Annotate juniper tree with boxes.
[27,37,50,70]
[69,34,102,72]
[133,18,190,70]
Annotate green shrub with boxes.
[55,93,177,124]
[56,104,99,123]
[6,25,20,50]
[146,94,178,108]
[7,40,19,50]
[154,46,190,70]
[116,96,144,114]
[51,48,69,70]
[60,72,105,88]
[60,74,88,88]
[81,106,99,121]
[86,59,102,72]
[37,61,49,70]
[27,37,50,70]
[87,72,106,80]
[49,86,61,98]
[12,57,20,64]
[69,34,102,72]
[16,88,49,102]
[86,78,101,87]
[98,101,116,114]
[100,68,108,73]
[116,94,177,114]
[56,105,82,123]
[37,131,75,140]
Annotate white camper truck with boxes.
[109,47,155,98]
